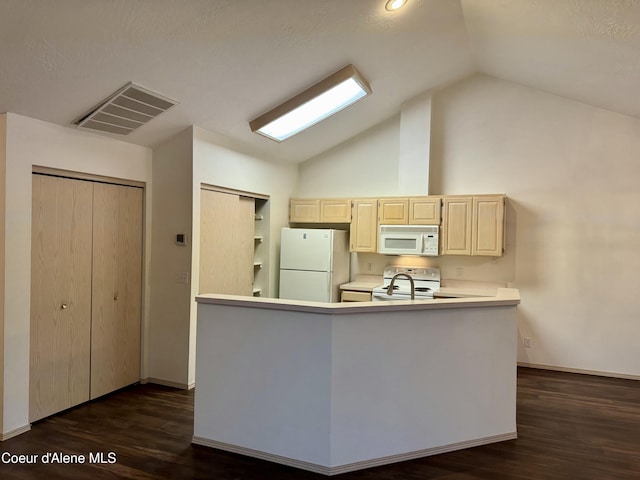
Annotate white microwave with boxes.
[379,225,439,256]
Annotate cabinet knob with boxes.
[114,295,120,301]
[61,303,68,310]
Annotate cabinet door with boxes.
[289,199,320,223]
[378,198,409,224]
[409,197,441,225]
[350,199,378,252]
[320,199,351,223]
[472,196,505,256]
[30,175,93,422]
[200,189,255,295]
[441,197,472,255]
[91,183,143,399]
[341,290,372,302]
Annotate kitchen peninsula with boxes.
[193,290,520,475]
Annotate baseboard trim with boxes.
[192,432,517,476]
[1,424,31,441]
[145,378,195,390]
[518,363,640,381]
[192,437,331,475]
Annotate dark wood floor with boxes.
[1,367,639,479]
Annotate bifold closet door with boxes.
[30,175,93,422]
[91,183,143,399]
[199,189,254,295]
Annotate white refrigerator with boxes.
[279,228,350,302]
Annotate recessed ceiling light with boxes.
[249,64,372,143]
[385,0,407,11]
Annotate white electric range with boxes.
[372,265,441,301]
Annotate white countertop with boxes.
[339,274,383,292]
[434,279,506,298]
[196,287,520,314]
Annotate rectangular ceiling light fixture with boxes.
[74,82,177,136]
[249,64,372,142]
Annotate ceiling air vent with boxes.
[74,82,177,136]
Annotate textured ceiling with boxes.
[1,0,639,163]
[462,0,640,120]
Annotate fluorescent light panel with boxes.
[250,64,371,142]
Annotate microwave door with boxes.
[382,235,420,255]
[379,225,439,256]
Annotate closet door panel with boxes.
[30,175,93,422]
[199,190,254,295]
[91,183,143,399]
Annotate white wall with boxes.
[398,92,432,195]
[148,128,193,387]
[191,126,298,385]
[297,74,640,379]
[431,74,640,377]
[296,92,432,198]
[296,116,401,198]
[3,113,152,435]
[146,126,297,388]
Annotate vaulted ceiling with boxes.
[1,0,639,163]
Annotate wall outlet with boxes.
[176,271,190,284]
[523,337,532,348]
[367,262,372,272]
[175,233,188,246]
[456,267,463,277]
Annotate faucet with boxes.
[387,273,415,300]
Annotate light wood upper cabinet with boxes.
[472,195,505,256]
[289,199,320,223]
[378,198,409,224]
[409,197,441,225]
[289,198,351,223]
[289,194,504,256]
[441,195,505,256]
[441,196,473,255]
[350,199,378,253]
[379,196,441,225]
[320,199,351,223]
